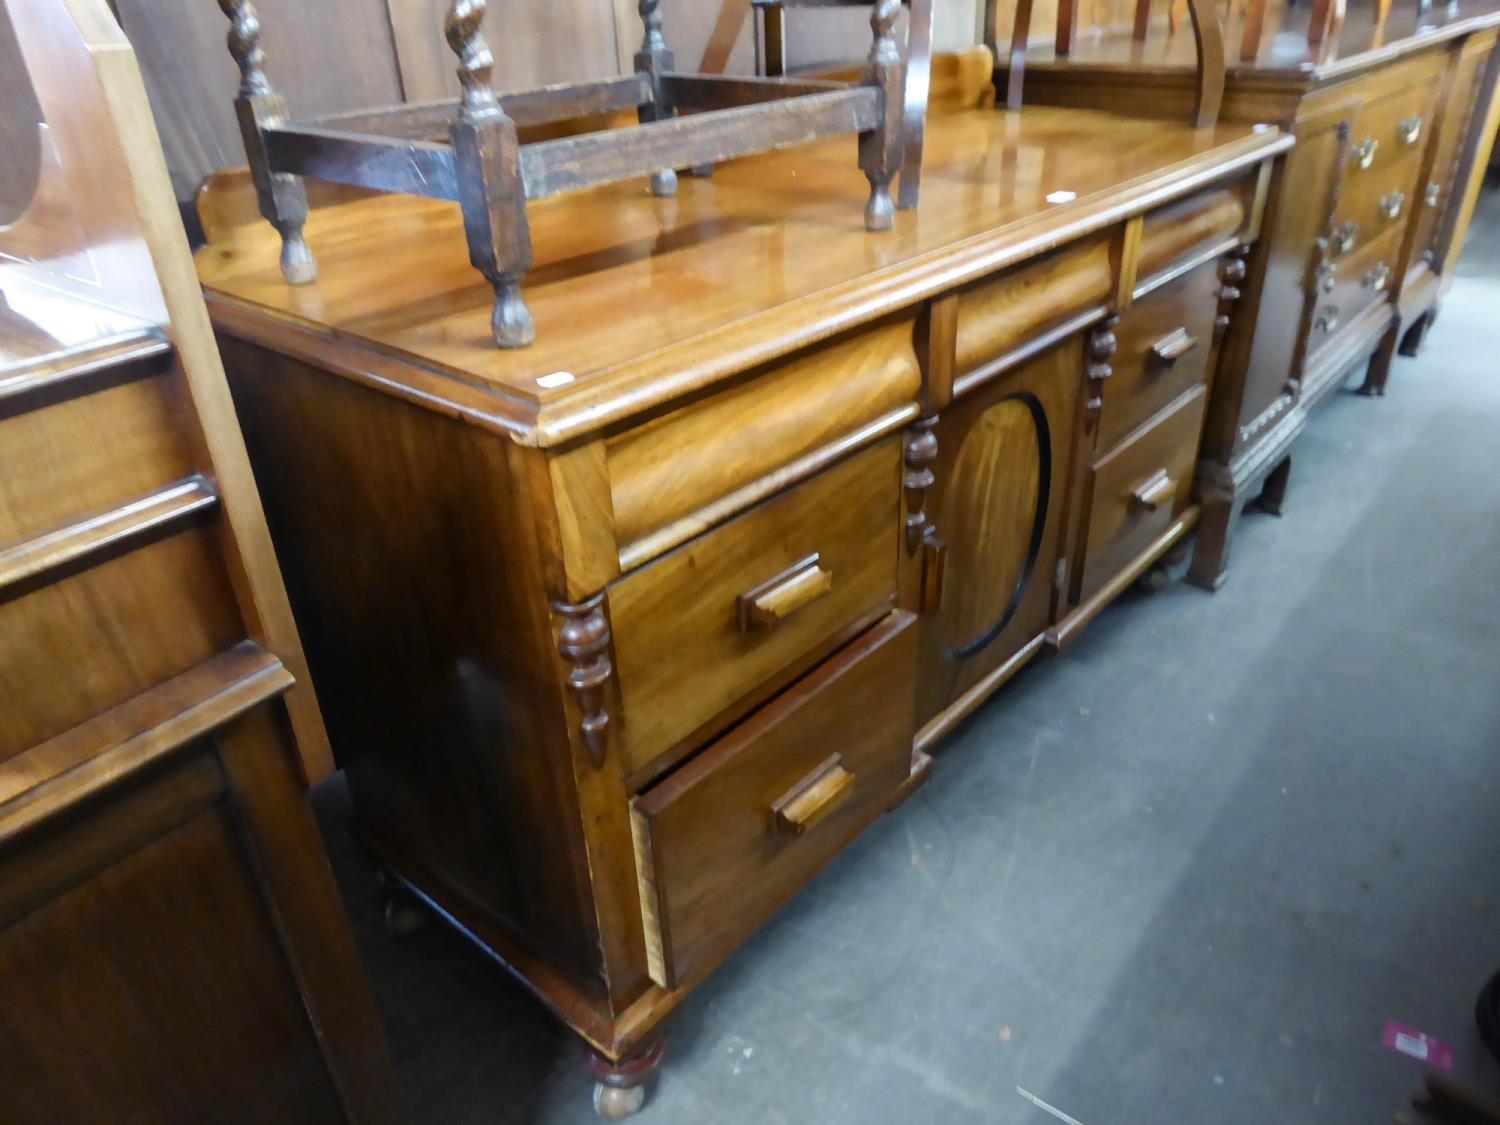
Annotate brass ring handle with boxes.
[1362,263,1390,292]
[1352,138,1379,169]
[1129,469,1174,514]
[1379,191,1405,222]
[1397,116,1423,145]
[1148,327,1200,367]
[1330,220,1359,258]
[771,754,854,837]
[737,553,832,633]
[1316,305,1341,334]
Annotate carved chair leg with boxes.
[217,0,317,285]
[636,0,679,198]
[1253,454,1292,516]
[898,0,933,210]
[446,1,535,348]
[1186,493,1236,591]
[586,1035,665,1119]
[861,1,905,232]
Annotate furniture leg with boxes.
[216,0,317,285]
[377,870,430,938]
[861,0,905,232]
[635,0,679,198]
[1186,492,1236,591]
[1398,308,1434,357]
[585,1035,666,1119]
[898,0,933,210]
[1253,454,1292,516]
[446,0,536,348]
[1359,318,1399,396]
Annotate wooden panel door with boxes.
[917,337,1082,727]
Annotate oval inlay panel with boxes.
[0,0,43,228]
[939,393,1050,660]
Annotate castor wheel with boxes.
[377,872,429,938]
[584,1035,665,1119]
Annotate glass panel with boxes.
[0,0,43,227]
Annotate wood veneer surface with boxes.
[198,98,1289,444]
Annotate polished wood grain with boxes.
[610,437,900,781]
[199,76,1287,445]
[0,4,399,1119]
[202,52,1288,1112]
[631,611,917,991]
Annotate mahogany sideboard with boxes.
[0,1,400,1120]
[997,0,1500,587]
[197,51,1290,1116]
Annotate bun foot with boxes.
[491,279,535,349]
[276,224,318,285]
[377,872,429,938]
[864,181,895,231]
[650,168,678,197]
[584,1035,664,1120]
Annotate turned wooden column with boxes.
[445,0,536,348]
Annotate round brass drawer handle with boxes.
[1397,116,1423,146]
[1362,263,1390,292]
[1379,191,1406,222]
[1352,139,1379,169]
[1316,305,1341,334]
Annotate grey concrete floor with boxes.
[314,184,1500,1124]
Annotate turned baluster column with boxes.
[635,0,679,197]
[216,0,316,284]
[555,596,613,770]
[860,0,906,232]
[445,0,535,348]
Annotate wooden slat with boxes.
[520,87,880,200]
[661,73,848,111]
[264,126,460,202]
[305,74,653,141]
[0,642,291,842]
[0,329,170,407]
[0,476,218,594]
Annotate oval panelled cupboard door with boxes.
[917,339,1082,726]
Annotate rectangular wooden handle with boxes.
[737,553,832,632]
[1129,469,1174,513]
[771,754,855,837]
[1148,327,1199,366]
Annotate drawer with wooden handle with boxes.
[1078,384,1206,602]
[630,610,917,991]
[1136,182,1251,284]
[609,437,901,782]
[1343,76,1441,179]
[1098,257,1222,455]
[1309,222,1404,354]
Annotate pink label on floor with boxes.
[1382,1020,1455,1071]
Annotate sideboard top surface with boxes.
[197,100,1289,446]
[1014,0,1500,85]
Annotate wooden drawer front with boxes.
[631,612,917,990]
[954,239,1112,376]
[1334,148,1422,246]
[1099,259,1221,454]
[1079,385,1205,602]
[1137,184,1248,283]
[1344,77,1442,180]
[0,369,193,547]
[610,438,900,779]
[1310,223,1404,353]
[608,318,920,566]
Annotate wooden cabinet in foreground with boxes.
[0,1,399,1121]
[197,46,1288,1116]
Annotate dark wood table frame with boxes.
[751,0,933,208]
[217,0,913,349]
